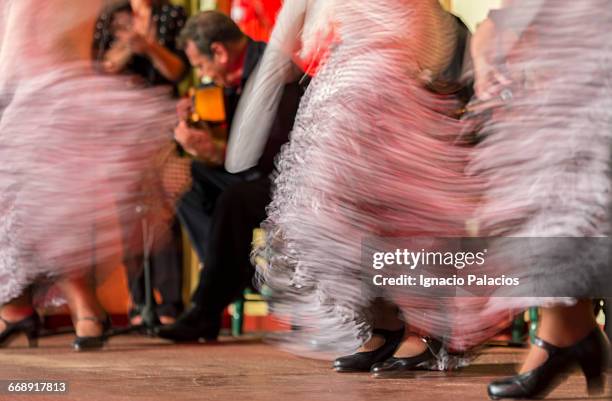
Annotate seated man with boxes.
[174,11,265,264]
[158,11,305,341]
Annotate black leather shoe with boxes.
[371,336,442,376]
[487,328,609,400]
[333,327,405,372]
[0,312,41,348]
[73,316,112,352]
[155,306,220,342]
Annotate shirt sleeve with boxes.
[92,9,114,62]
[155,5,189,82]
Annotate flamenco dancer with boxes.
[230,0,478,370]
[231,0,611,398]
[467,0,611,398]
[0,0,177,350]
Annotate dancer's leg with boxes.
[359,299,403,351]
[58,273,107,337]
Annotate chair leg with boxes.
[231,298,245,337]
[511,312,525,345]
[528,307,539,343]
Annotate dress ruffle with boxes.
[0,64,181,304]
[256,1,481,361]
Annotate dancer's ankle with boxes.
[0,306,35,322]
[520,322,600,373]
[358,334,387,352]
[393,334,429,358]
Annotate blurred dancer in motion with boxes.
[232,1,611,398]
[93,0,189,326]
[229,0,477,371]
[0,0,176,350]
[468,1,611,398]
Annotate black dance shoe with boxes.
[73,315,112,352]
[333,327,405,372]
[487,328,609,400]
[0,312,41,348]
[155,306,220,342]
[370,336,442,376]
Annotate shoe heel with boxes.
[580,358,605,395]
[26,333,39,348]
[575,329,609,396]
[585,373,605,396]
[0,313,40,348]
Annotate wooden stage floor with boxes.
[0,334,609,401]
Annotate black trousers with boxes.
[177,162,245,266]
[123,159,242,319]
[125,218,184,317]
[190,177,272,319]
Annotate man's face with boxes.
[186,40,229,87]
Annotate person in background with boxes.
[93,0,189,325]
[156,11,305,342]
[94,0,188,88]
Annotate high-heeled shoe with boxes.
[333,327,405,372]
[73,315,112,352]
[370,336,442,376]
[487,327,610,400]
[0,312,41,348]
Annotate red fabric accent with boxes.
[231,0,282,42]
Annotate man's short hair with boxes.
[178,11,245,57]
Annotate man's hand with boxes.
[176,97,193,122]
[174,121,216,160]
